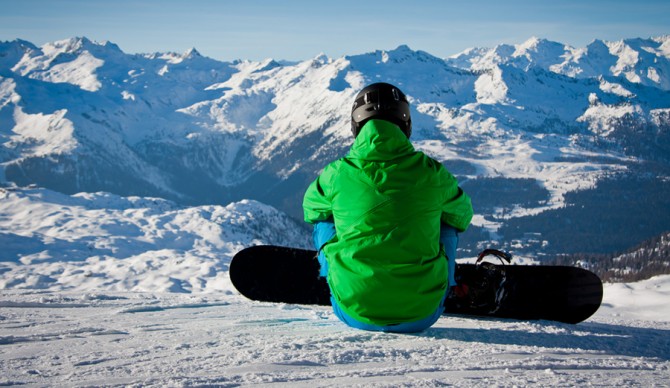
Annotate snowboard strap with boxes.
[476,249,513,266]
[451,249,512,314]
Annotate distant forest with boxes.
[546,231,670,282]
[456,166,670,257]
[496,170,670,255]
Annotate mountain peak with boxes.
[518,36,544,48]
[0,39,39,68]
[42,36,123,58]
[514,37,567,56]
[0,38,38,50]
[48,36,93,52]
[378,44,444,65]
[312,52,330,65]
[383,44,418,58]
[391,44,412,53]
[183,47,202,59]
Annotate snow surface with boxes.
[0,279,668,386]
[1,186,669,386]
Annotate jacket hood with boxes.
[348,120,415,162]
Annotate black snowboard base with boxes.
[230,245,603,324]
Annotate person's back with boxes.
[303,82,473,332]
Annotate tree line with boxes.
[546,231,670,282]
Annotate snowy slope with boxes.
[0,186,309,293]
[0,276,668,386]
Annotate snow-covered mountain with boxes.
[1,36,669,257]
[447,36,670,90]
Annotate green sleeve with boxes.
[303,162,338,223]
[439,168,474,232]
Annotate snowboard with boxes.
[230,245,603,324]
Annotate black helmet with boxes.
[351,82,412,138]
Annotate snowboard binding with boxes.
[448,249,513,314]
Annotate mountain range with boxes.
[1,35,669,257]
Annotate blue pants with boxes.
[312,221,459,333]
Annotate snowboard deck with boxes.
[230,245,603,324]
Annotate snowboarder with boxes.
[303,82,473,332]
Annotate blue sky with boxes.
[1,0,668,61]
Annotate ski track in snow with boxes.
[1,278,669,387]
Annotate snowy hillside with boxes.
[1,36,669,256]
[0,186,309,293]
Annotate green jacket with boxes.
[303,119,473,326]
